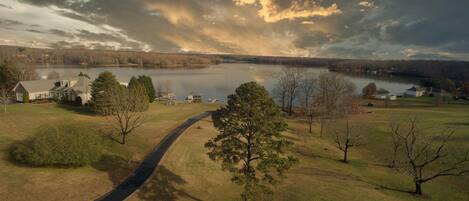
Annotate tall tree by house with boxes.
[90,71,121,115]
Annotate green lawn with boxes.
[141,99,469,201]
[0,102,218,201]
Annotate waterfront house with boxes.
[185,93,202,103]
[404,86,426,97]
[12,79,55,102]
[373,90,397,101]
[13,75,91,105]
[185,94,194,103]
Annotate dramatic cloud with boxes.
[235,0,342,23]
[0,0,468,60]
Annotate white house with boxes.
[185,93,202,103]
[404,86,426,97]
[185,94,194,103]
[12,79,55,102]
[13,75,91,105]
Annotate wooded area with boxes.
[0,45,219,68]
[220,54,469,84]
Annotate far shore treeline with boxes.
[1,45,469,84]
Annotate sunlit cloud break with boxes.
[235,0,342,23]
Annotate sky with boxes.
[0,0,468,61]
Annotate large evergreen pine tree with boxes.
[128,76,139,88]
[90,71,120,115]
[137,75,156,102]
[205,82,298,200]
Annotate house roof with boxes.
[14,76,91,94]
[14,79,56,93]
[407,86,425,92]
[71,76,91,93]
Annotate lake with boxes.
[36,63,415,101]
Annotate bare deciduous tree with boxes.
[0,86,8,113]
[274,68,305,115]
[316,73,355,117]
[107,86,146,144]
[388,124,402,168]
[272,76,288,111]
[318,117,327,138]
[334,120,363,163]
[392,118,469,195]
[156,81,163,98]
[285,68,305,115]
[300,74,317,133]
[16,64,39,81]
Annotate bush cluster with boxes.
[11,123,103,167]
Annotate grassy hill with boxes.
[0,103,218,201]
[133,98,469,201]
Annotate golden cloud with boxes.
[145,3,195,26]
[359,1,374,8]
[233,0,257,6]
[234,0,342,23]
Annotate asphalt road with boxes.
[96,112,211,201]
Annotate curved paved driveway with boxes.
[96,112,211,201]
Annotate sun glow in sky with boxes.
[0,0,468,60]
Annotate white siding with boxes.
[16,93,23,102]
[29,91,51,100]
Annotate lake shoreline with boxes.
[35,63,414,100]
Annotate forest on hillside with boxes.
[219,54,469,83]
[0,45,219,68]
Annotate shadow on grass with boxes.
[293,146,417,196]
[137,166,201,201]
[293,145,339,162]
[56,104,95,115]
[92,154,137,186]
[445,122,469,126]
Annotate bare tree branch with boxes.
[391,117,469,195]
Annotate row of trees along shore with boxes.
[0,45,219,68]
[205,67,468,200]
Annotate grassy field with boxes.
[139,98,469,201]
[0,102,218,201]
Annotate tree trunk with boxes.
[390,150,397,168]
[281,94,285,111]
[320,119,324,137]
[415,182,422,195]
[122,134,126,144]
[343,149,348,163]
[288,95,294,115]
[308,117,312,134]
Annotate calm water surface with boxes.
[36,63,414,101]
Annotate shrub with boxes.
[22,93,29,103]
[11,123,103,167]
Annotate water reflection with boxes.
[36,63,414,100]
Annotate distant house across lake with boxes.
[12,75,91,105]
[404,86,426,97]
[186,93,202,103]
